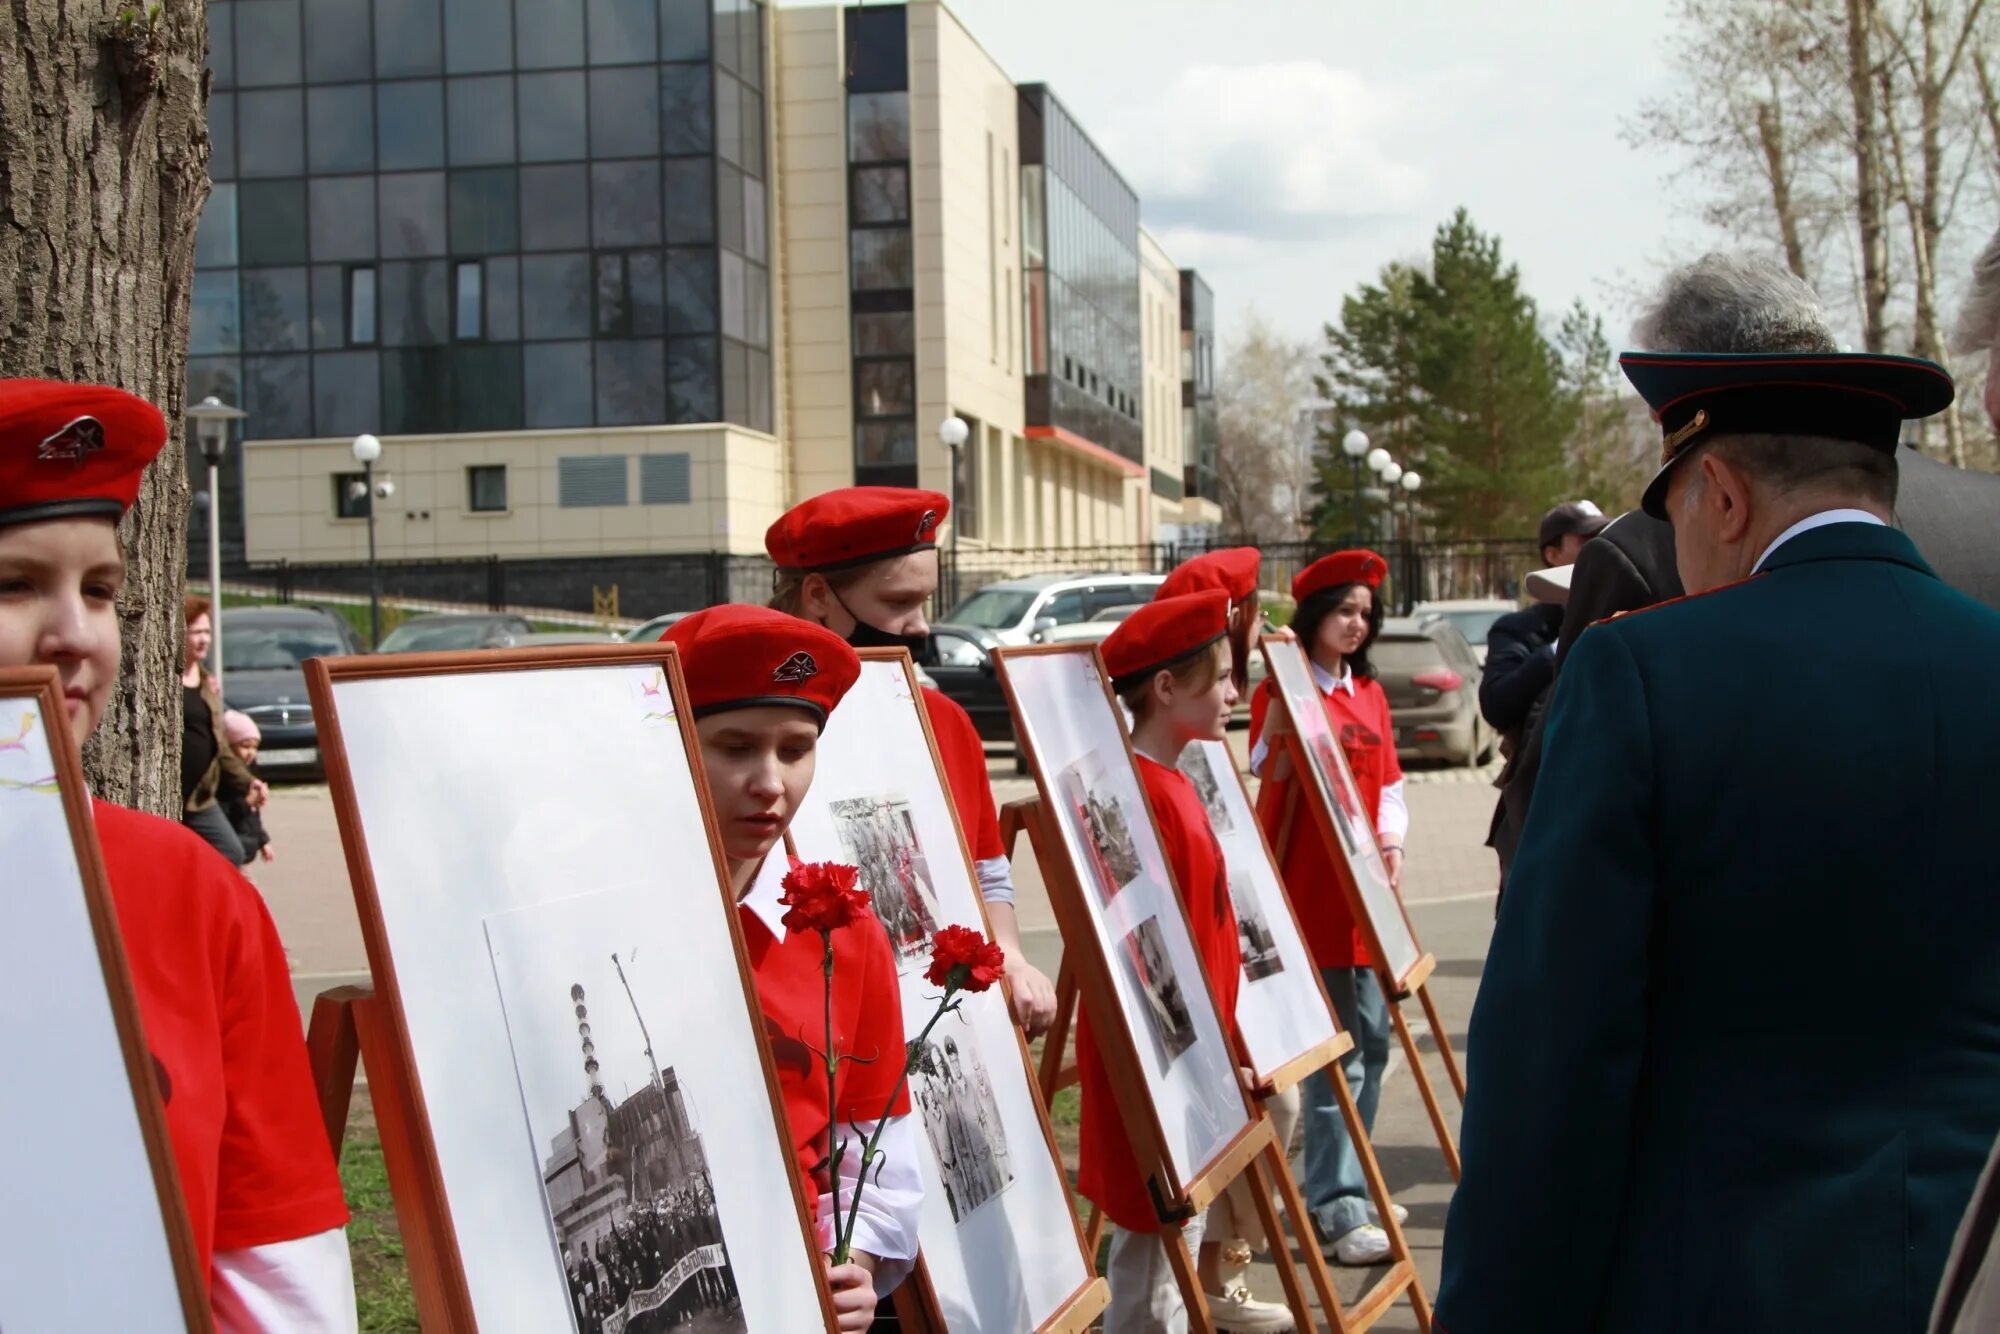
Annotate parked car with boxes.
[217,605,368,777]
[925,624,1014,744]
[1375,616,1493,767]
[512,631,626,646]
[376,613,535,653]
[1036,602,1143,645]
[941,572,1165,646]
[624,611,692,642]
[1411,598,1515,666]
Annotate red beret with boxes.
[0,378,168,529]
[1101,591,1231,693]
[765,486,951,573]
[1293,549,1387,604]
[1156,547,1260,606]
[663,605,861,727]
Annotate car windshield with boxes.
[378,621,496,652]
[221,625,347,670]
[944,588,1038,629]
[1432,609,1506,647]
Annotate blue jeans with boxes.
[1302,965,1390,1240]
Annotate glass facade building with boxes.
[192,0,773,447]
[843,4,918,489]
[1017,84,1142,464]
[1180,268,1217,502]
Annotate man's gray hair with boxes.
[1951,227,2000,354]
[1632,253,1839,354]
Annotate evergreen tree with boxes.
[1555,302,1654,513]
[1307,263,1425,539]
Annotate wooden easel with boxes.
[1003,795,1432,1333]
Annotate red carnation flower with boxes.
[925,924,1007,993]
[779,862,874,936]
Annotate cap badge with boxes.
[916,509,939,541]
[773,652,819,684]
[1662,409,1709,465]
[38,416,105,464]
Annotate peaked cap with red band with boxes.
[0,378,168,529]
[663,604,861,727]
[765,486,951,573]
[1293,549,1387,604]
[1621,349,1954,520]
[1102,590,1231,694]
[1156,547,1260,606]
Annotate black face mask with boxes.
[833,591,936,665]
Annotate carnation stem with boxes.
[822,931,847,1265]
[835,986,961,1264]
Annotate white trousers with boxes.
[1102,1209,1208,1334]
[1211,1082,1303,1254]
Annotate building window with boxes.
[347,266,377,344]
[639,452,692,504]
[332,471,370,518]
[557,455,629,507]
[455,261,484,339]
[467,464,507,512]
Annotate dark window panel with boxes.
[447,76,515,165]
[628,250,665,335]
[237,89,304,177]
[374,0,443,76]
[378,259,449,345]
[309,175,376,260]
[468,464,508,510]
[243,354,313,438]
[210,93,237,180]
[741,174,766,262]
[713,69,742,167]
[663,157,713,244]
[842,4,906,94]
[312,350,381,437]
[207,3,236,87]
[853,311,912,357]
[660,0,708,59]
[595,339,665,425]
[455,261,483,339]
[186,357,243,413]
[191,271,241,355]
[711,0,737,74]
[850,228,911,290]
[349,266,378,343]
[666,336,718,422]
[715,161,742,250]
[744,260,768,348]
[850,166,907,224]
[377,172,447,257]
[485,256,521,339]
[591,159,663,247]
[235,1,303,87]
[304,0,372,81]
[307,85,374,172]
[517,71,586,162]
[721,337,748,425]
[588,0,655,64]
[524,341,594,426]
[739,0,764,91]
[746,346,771,432]
[660,63,712,155]
[445,0,513,72]
[595,254,627,337]
[242,267,310,352]
[333,470,371,518]
[718,250,745,342]
[382,347,452,432]
[451,344,523,429]
[195,184,240,269]
[847,92,908,162]
[449,167,519,254]
[515,0,584,68]
[519,165,589,249]
[521,253,592,338]
[590,68,661,159]
[664,248,717,334]
[310,265,345,347]
[855,359,913,417]
[237,180,308,265]
[740,81,763,177]
[855,420,916,466]
[376,80,444,170]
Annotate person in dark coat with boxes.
[1435,334,2000,1333]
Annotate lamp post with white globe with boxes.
[1340,428,1370,539]
[1399,470,1423,606]
[350,433,385,648]
[938,415,969,610]
[185,395,248,698]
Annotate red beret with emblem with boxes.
[1101,591,1231,694]
[1156,547,1260,606]
[1293,549,1387,604]
[765,486,951,573]
[663,604,861,727]
[0,378,168,529]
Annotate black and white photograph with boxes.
[1228,863,1286,982]
[1177,744,1236,836]
[830,793,943,967]
[1116,915,1200,1074]
[1058,753,1145,905]
[910,1034,1015,1224]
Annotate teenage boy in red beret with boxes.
[1155,547,1263,695]
[663,605,919,1332]
[0,378,355,1327]
[1246,550,1410,1268]
[765,487,1059,1035]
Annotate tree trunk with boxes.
[0,2,212,813]
[1846,0,1892,351]
[1755,94,1811,280]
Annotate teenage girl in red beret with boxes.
[662,605,920,1332]
[0,379,355,1326]
[1246,551,1409,1269]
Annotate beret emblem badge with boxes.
[773,652,819,684]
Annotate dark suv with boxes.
[217,605,367,777]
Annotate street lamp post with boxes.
[1400,470,1423,610]
[186,395,248,701]
[350,434,384,648]
[938,415,969,611]
[1340,429,1370,541]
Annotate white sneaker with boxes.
[1365,1200,1410,1227]
[1329,1223,1392,1267]
[1206,1277,1296,1333]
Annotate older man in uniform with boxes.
[1434,333,2000,1332]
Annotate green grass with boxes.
[340,1096,419,1333]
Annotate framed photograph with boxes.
[1177,740,1342,1090]
[994,646,1254,1208]
[0,669,207,1332]
[786,653,1100,1333]
[1257,637,1425,989]
[307,647,832,1332]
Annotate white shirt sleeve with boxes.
[974,855,1016,906]
[1248,733,1272,778]
[1377,779,1409,845]
[819,1114,923,1296]
[211,1228,359,1333]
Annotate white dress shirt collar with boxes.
[739,851,790,938]
[1310,658,1356,696]
[1751,508,1887,574]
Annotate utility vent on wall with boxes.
[557,456,628,508]
[640,452,693,505]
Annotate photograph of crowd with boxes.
[1115,916,1199,1074]
[830,794,944,968]
[1058,754,1146,905]
[1176,744,1236,836]
[911,1034,1016,1223]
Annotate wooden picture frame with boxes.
[304,645,837,1331]
[786,650,1108,1333]
[0,668,210,1332]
